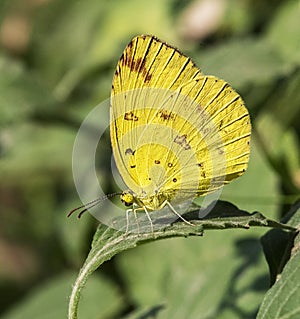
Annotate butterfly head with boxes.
[120,190,135,207]
[121,189,159,210]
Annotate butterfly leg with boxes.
[143,206,154,234]
[125,206,154,235]
[125,208,131,234]
[164,201,194,226]
[124,205,141,234]
[133,206,141,235]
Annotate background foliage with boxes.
[0,0,299,318]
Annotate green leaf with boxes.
[1,272,123,319]
[32,0,177,100]
[122,305,165,319]
[266,0,300,66]
[258,200,300,319]
[68,200,296,319]
[119,233,269,319]
[195,37,287,90]
[0,55,55,126]
[261,229,296,286]
[257,243,300,319]
[0,123,74,182]
[261,200,300,282]
[255,68,300,194]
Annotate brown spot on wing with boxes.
[126,57,145,72]
[174,134,191,150]
[143,72,152,83]
[157,110,176,121]
[124,111,138,121]
[120,40,153,83]
[217,147,224,155]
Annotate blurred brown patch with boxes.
[0,14,31,55]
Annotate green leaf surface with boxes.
[266,0,300,66]
[68,201,296,319]
[120,233,268,319]
[0,55,55,126]
[0,123,74,181]
[257,242,300,319]
[195,38,287,91]
[261,229,296,286]
[258,201,300,319]
[255,69,300,194]
[32,0,176,100]
[1,272,123,319]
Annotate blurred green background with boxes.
[0,0,299,318]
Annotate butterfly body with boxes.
[121,189,176,211]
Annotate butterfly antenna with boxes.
[67,193,121,219]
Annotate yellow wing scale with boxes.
[110,35,251,211]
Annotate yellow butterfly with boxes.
[110,35,251,230]
[69,35,251,232]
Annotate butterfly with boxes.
[69,35,251,233]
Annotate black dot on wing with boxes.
[173,178,177,183]
[154,160,160,164]
[168,163,173,167]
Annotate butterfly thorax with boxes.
[120,190,173,211]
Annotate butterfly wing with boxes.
[110,35,251,203]
[156,76,251,199]
[111,35,202,194]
